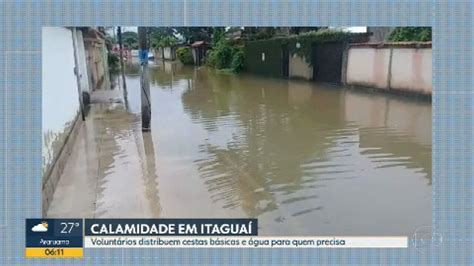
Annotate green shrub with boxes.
[107,53,119,73]
[205,40,244,73]
[205,49,218,67]
[230,47,245,73]
[214,40,234,69]
[388,27,432,42]
[176,47,194,65]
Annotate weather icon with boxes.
[31,221,48,232]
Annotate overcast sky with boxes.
[344,27,367,32]
[106,27,137,36]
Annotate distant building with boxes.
[191,41,209,66]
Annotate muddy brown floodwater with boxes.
[123,61,431,236]
[48,61,432,236]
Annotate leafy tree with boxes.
[158,35,178,47]
[150,27,176,48]
[123,37,137,49]
[242,27,276,41]
[242,27,327,41]
[287,27,327,35]
[122,31,138,39]
[174,27,214,44]
[211,27,226,46]
[388,27,432,42]
[150,27,175,39]
[122,31,138,49]
[149,27,225,47]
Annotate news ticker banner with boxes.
[25,218,407,258]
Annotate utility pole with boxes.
[117,27,128,105]
[117,27,127,89]
[138,27,151,131]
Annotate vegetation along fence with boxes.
[244,30,370,82]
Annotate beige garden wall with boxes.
[346,48,391,89]
[390,48,432,94]
[345,43,432,95]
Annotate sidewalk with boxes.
[47,89,161,218]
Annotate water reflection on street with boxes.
[124,61,431,235]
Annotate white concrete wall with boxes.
[346,48,391,89]
[346,46,432,94]
[154,48,163,59]
[192,48,198,64]
[390,48,432,94]
[42,27,80,174]
[163,47,175,60]
[75,30,90,93]
[289,54,313,80]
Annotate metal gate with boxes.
[311,42,344,83]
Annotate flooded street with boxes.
[49,61,431,236]
[126,61,431,235]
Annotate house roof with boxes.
[191,41,207,47]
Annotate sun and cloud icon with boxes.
[31,221,49,232]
